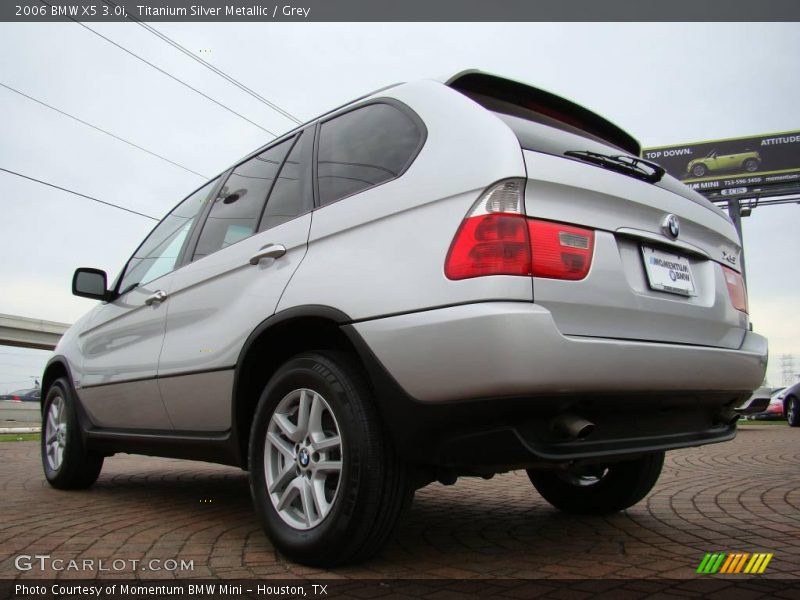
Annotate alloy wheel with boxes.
[45,395,67,471]
[264,388,343,530]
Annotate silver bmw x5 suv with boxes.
[42,70,767,566]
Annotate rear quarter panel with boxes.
[279,80,532,319]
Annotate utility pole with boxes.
[726,198,747,283]
[781,354,796,386]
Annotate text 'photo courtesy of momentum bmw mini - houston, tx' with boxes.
[40,70,767,567]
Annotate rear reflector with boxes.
[529,220,594,280]
[445,180,595,281]
[722,266,748,313]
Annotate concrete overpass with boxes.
[0,314,70,351]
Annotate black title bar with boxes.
[4,0,800,22]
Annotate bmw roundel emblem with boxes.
[298,448,310,467]
[662,214,680,238]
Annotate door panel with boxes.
[78,279,174,429]
[157,129,315,431]
[158,215,312,376]
[79,379,169,429]
[77,179,219,430]
[158,370,234,430]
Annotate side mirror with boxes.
[72,268,110,301]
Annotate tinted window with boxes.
[119,178,218,293]
[193,138,292,260]
[317,103,422,206]
[260,133,310,231]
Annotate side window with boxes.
[317,103,423,206]
[193,138,293,260]
[260,131,311,231]
[118,178,219,293]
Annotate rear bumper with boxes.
[353,302,768,403]
[347,302,767,469]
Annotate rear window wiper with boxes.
[564,150,665,184]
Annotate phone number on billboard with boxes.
[723,177,763,186]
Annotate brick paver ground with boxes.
[2,424,798,580]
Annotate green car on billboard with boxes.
[686,149,761,178]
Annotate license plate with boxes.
[641,245,696,297]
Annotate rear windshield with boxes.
[464,91,625,153]
[448,72,640,155]
[486,106,729,220]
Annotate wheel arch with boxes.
[41,356,74,415]
[232,305,363,469]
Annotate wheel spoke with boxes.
[273,413,302,442]
[308,393,324,439]
[296,390,311,439]
[315,460,342,473]
[47,410,57,435]
[269,463,296,494]
[312,435,340,452]
[299,477,316,526]
[311,475,330,516]
[276,477,302,511]
[267,431,295,460]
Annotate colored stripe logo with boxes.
[697,552,773,574]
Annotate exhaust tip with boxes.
[550,414,595,441]
[715,408,740,426]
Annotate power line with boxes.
[37,0,276,136]
[0,167,158,221]
[144,23,301,124]
[137,21,301,124]
[0,82,206,179]
[103,1,301,125]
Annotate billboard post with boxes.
[726,198,746,283]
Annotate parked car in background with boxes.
[780,382,800,427]
[686,149,761,178]
[40,70,767,567]
[755,388,787,420]
[736,386,774,417]
[741,387,786,420]
[0,388,41,402]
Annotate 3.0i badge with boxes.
[662,214,680,238]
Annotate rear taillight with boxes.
[529,219,594,280]
[722,265,748,314]
[445,179,594,281]
[445,180,531,280]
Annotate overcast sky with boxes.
[0,22,798,392]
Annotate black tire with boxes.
[249,351,408,567]
[41,378,103,489]
[527,451,664,515]
[743,158,759,172]
[786,396,800,427]
[691,163,708,177]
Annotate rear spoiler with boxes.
[445,70,641,157]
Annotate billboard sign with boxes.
[642,130,800,200]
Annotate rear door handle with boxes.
[249,243,286,265]
[145,290,168,305]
